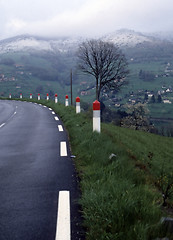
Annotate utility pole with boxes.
[70,69,73,106]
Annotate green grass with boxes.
[9,98,173,239]
[149,103,173,119]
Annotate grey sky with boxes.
[0,0,173,39]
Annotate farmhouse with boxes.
[163,99,172,104]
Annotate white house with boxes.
[163,100,172,104]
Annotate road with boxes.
[0,100,84,240]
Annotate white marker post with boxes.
[76,97,80,113]
[65,95,69,106]
[20,93,22,99]
[38,93,40,100]
[46,93,49,101]
[30,93,32,99]
[93,100,101,133]
[55,93,58,103]
[9,93,12,99]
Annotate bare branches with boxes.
[77,39,129,100]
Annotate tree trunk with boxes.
[96,77,99,100]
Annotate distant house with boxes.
[158,90,165,94]
[80,91,90,96]
[115,103,120,107]
[15,64,24,68]
[128,99,136,104]
[166,88,172,93]
[80,81,87,85]
[163,100,172,104]
[148,94,153,98]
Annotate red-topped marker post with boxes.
[38,93,40,100]
[55,93,58,103]
[76,97,80,113]
[20,93,22,99]
[46,93,49,101]
[9,93,12,99]
[65,95,69,106]
[30,93,32,99]
[93,100,101,133]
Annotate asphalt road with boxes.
[0,100,84,240]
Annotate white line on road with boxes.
[55,116,59,121]
[55,191,71,240]
[58,125,63,132]
[52,111,55,115]
[49,108,52,111]
[0,123,5,128]
[60,141,67,156]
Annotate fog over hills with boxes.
[0,34,82,54]
[0,29,172,54]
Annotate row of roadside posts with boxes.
[8,93,101,133]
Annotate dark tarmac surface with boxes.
[0,100,84,240]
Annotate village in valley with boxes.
[0,46,173,117]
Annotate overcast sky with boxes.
[0,0,173,39]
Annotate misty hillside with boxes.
[1,29,173,136]
[0,29,173,108]
[0,34,82,54]
[0,29,173,54]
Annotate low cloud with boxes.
[1,0,173,39]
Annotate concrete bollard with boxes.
[93,100,101,133]
[38,93,40,100]
[20,93,22,99]
[55,94,58,103]
[46,93,49,101]
[9,94,12,99]
[30,94,32,99]
[76,97,80,113]
[65,95,69,106]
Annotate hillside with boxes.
[0,29,173,135]
[0,34,82,54]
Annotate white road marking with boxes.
[52,111,55,115]
[0,123,5,128]
[60,141,67,156]
[55,116,59,121]
[0,108,17,129]
[58,125,63,132]
[49,108,52,111]
[43,105,47,108]
[55,191,71,240]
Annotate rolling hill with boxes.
[0,29,173,134]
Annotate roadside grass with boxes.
[5,98,173,239]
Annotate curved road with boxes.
[0,100,84,240]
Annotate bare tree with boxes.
[77,39,129,100]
